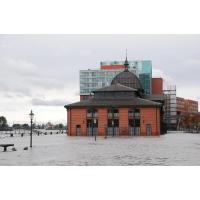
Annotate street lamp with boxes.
[94,118,97,141]
[111,107,114,137]
[29,110,34,148]
[0,120,3,131]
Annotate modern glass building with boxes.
[80,60,152,97]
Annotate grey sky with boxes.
[0,34,200,124]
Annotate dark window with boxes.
[87,119,98,128]
[108,119,119,127]
[76,125,81,136]
[87,109,98,118]
[108,108,119,118]
[129,109,140,128]
[128,108,140,117]
[135,119,140,127]
[129,119,140,127]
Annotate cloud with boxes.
[31,98,70,106]
[0,56,74,97]
[152,68,174,84]
[1,34,200,122]
[185,59,200,65]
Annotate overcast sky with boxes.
[0,34,200,124]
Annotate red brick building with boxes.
[65,58,162,136]
[152,78,163,95]
[177,97,198,115]
[101,64,125,70]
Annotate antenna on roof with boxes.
[124,49,129,71]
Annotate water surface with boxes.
[0,132,200,166]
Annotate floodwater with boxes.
[0,132,200,166]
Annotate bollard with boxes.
[10,133,13,137]
[50,132,52,135]
[12,147,17,151]
[21,133,23,137]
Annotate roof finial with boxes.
[124,49,129,71]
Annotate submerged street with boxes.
[0,132,200,166]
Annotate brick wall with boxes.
[177,97,198,114]
[68,108,87,136]
[98,108,107,136]
[152,78,163,95]
[140,108,160,136]
[119,108,129,136]
[80,95,90,101]
[67,107,160,136]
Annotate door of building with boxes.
[146,124,152,136]
[76,125,81,136]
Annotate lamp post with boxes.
[112,107,114,137]
[91,109,94,137]
[0,120,3,131]
[133,109,136,136]
[29,110,34,148]
[94,118,97,141]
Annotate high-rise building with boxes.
[80,60,152,100]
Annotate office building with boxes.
[80,60,152,100]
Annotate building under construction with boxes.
[163,85,177,130]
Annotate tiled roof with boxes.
[64,97,162,108]
[111,70,143,91]
[144,94,165,101]
[93,83,137,92]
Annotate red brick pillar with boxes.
[154,108,160,136]
[71,108,87,136]
[98,108,107,136]
[140,108,160,136]
[119,108,129,136]
[67,108,71,136]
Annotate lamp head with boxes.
[29,110,34,121]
